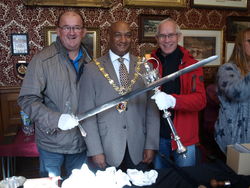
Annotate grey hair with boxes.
[155,17,181,36]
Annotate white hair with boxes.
[156,17,181,36]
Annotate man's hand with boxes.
[58,114,79,130]
[91,154,107,169]
[142,149,155,164]
[151,91,176,110]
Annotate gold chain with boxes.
[94,59,141,95]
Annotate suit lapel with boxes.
[101,54,120,86]
[129,54,137,81]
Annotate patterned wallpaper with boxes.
[0,0,249,86]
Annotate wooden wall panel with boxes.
[0,87,21,136]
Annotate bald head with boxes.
[57,11,84,27]
[110,21,129,33]
[109,21,132,56]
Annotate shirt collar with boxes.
[109,50,130,63]
[69,48,83,63]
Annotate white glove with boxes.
[58,114,79,130]
[151,91,176,110]
[127,169,158,186]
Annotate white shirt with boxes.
[109,50,130,83]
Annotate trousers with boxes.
[154,138,196,169]
[38,147,86,179]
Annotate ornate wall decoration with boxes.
[0,0,249,86]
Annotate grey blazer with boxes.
[78,53,160,167]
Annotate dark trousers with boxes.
[87,146,151,173]
[118,146,150,172]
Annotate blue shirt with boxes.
[69,49,83,73]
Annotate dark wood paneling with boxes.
[0,87,21,136]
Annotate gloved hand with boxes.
[151,91,176,110]
[127,169,158,186]
[58,114,79,130]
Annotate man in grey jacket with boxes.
[78,21,160,171]
[18,11,92,179]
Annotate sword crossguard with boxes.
[65,101,87,137]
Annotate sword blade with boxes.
[77,55,218,122]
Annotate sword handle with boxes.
[65,101,87,137]
[78,124,87,137]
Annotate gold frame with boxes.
[24,0,112,8]
[191,0,248,10]
[44,26,100,59]
[123,0,186,8]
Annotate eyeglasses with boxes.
[59,25,83,32]
[157,33,178,40]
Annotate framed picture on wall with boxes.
[179,29,223,66]
[139,15,169,43]
[190,0,248,9]
[123,0,186,8]
[11,33,29,55]
[225,42,235,63]
[24,0,112,8]
[226,16,250,41]
[44,26,57,46]
[44,26,101,59]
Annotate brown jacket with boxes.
[18,38,92,154]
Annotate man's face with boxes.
[56,12,86,52]
[156,21,180,56]
[109,22,132,57]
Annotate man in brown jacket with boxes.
[18,11,92,179]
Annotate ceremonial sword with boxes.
[76,55,218,136]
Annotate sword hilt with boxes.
[65,101,87,137]
[77,124,87,137]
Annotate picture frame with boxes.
[123,0,186,8]
[225,42,235,63]
[226,16,250,41]
[24,0,112,8]
[190,0,248,10]
[11,33,29,55]
[179,29,223,66]
[44,26,101,59]
[139,15,169,43]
